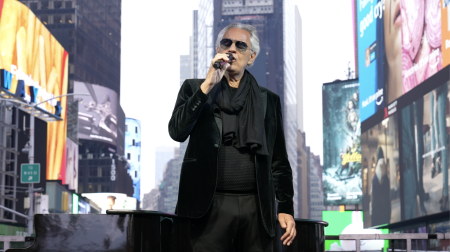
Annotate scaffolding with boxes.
[0,103,20,223]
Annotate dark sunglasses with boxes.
[219,38,251,53]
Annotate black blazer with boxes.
[168,79,294,237]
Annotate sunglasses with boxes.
[219,38,251,53]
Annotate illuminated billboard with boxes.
[322,80,362,205]
[82,193,137,214]
[357,0,445,122]
[125,118,141,201]
[74,81,118,146]
[0,0,69,180]
[400,81,449,221]
[323,211,388,251]
[361,114,401,228]
[361,81,449,228]
[65,138,79,192]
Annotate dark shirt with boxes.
[216,86,257,193]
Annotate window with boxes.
[88,184,93,193]
[135,171,138,178]
[65,14,74,24]
[102,167,109,177]
[138,155,140,162]
[41,1,49,9]
[54,1,63,9]
[132,139,135,146]
[30,3,38,10]
[101,185,110,192]
[135,127,138,133]
[40,15,49,25]
[89,167,97,177]
[127,153,130,160]
[65,1,73,8]
[54,15,63,24]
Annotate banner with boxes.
[65,138,79,192]
[361,114,401,228]
[74,81,118,146]
[400,81,449,221]
[0,0,69,180]
[357,0,445,122]
[322,80,362,205]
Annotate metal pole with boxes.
[27,106,35,235]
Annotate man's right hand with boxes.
[200,53,231,94]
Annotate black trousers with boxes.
[190,192,273,252]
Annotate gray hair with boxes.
[215,23,260,67]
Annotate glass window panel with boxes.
[54,1,62,9]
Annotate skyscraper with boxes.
[19,0,121,95]
[197,0,303,217]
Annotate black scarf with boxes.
[213,70,269,156]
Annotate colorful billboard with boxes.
[323,211,389,251]
[74,81,118,146]
[361,113,401,228]
[400,81,449,220]
[357,0,445,122]
[125,118,141,201]
[322,80,362,205]
[0,0,69,180]
[65,138,79,192]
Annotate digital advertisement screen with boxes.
[125,118,141,201]
[361,114,401,228]
[323,211,389,251]
[65,138,79,192]
[322,80,362,205]
[74,81,118,146]
[357,0,446,122]
[400,81,449,221]
[0,0,69,180]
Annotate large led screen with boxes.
[323,211,389,251]
[74,81,118,146]
[400,81,449,221]
[65,138,79,192]
[0,0,69,180]
[357,0,446,122]
[322,80,362,205]
[361,114,401,228]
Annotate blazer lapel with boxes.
[261,89,267,119]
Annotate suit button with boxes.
[214,144,219,148]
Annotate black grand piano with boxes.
[6,210,328,252]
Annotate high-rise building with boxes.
[309,153,324,220]
[19,0,121,95]
[155,147,175,186]
[142,188,160,211]
[125,118,141,201]
[18,0,130,198]
[197,0,303,217]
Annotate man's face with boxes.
[217,28,256,74]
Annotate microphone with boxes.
[213,52,234,69]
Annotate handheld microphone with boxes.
[213,53,234,69]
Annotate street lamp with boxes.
[0,93,87,235]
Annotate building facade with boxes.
[125,118,141,201]
[19,0,121,96]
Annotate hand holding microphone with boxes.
[201,52,234,94]
[213,52,234,69]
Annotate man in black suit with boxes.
[169,23,296,251]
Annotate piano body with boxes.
[6,210,328,252]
